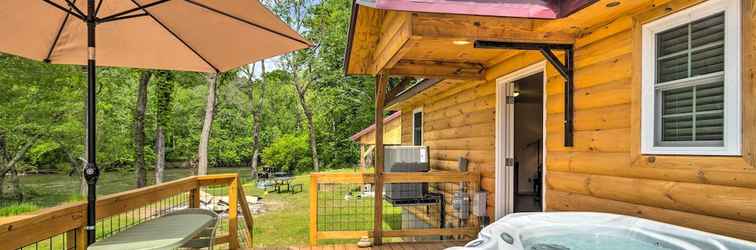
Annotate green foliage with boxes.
[261,133,312,172]
[1,0,375,197]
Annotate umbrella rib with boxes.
[128,0,220,73]
[99,0,172,23]
[44,0,78,63]
[63,0,87,19]
[184,0,311,47]
[42,0,86,21]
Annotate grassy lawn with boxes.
[245,168,402,247]
[1,167,252,211]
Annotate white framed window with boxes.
[412,107,423,146]
[641,0,741,155]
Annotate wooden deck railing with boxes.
[309,171,480,245]
[0,173,254,250]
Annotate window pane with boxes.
[658,53,689,82]
[695,82,724,112]
[691,44,724,76]
[413,112,422,146]
[691,13,725,47]
[657,24,689,56]
[662,86,694,115]
[696,112,724,141]
[663,115,694,141]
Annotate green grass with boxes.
[0,202,40,216]
[1,167,252,210]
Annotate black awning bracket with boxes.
[474,40,574,147]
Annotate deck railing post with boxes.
[373,72,388,245]
[228,174,240,249]
[77,205,88,250]
[309,174,319,246]
[190,185,201,208]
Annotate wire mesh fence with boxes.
[317,182,374,232]
[311,172,480,245]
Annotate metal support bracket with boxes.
[474,40,574,147]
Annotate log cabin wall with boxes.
[393,0,756,240]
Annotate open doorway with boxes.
[512,73,544,212]
[495,62,546,219]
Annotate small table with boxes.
[87,213,215,250]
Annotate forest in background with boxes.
[0,0,375,202]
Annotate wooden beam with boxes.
[318,231,371,239]
[373,72,388,245]
[388,60,485,80]
[311,172,375,184]
[370,12,413,74]
[412,12,576,44]
[382,227,478,237]
[346,6,385,75]
[385,78,443,108]
[228,176,239,250]
[309,174,318,246]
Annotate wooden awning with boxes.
[343,0,598,78]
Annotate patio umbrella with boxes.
[0,0,309,244]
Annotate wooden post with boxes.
[228,175,239,250]
[76,206,88,250]
[309,174,318,246]
[190,187,201,208]
[373,73,387,245]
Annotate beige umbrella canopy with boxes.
[0,0,310,72]
[0,0,309,244]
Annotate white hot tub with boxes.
[449,212,756,250]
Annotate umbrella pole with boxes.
[83,0,100,245]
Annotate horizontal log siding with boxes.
[396,0,756,240]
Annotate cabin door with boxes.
[495,62,546,220]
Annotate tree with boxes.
[266,0,322,171]
[154,71,174,184]
[241,61,268,178]
[197,73,218,175]
[134,71,152,187]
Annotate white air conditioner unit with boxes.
[384,146,429,200]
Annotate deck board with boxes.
[249,241,465,250]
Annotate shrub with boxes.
[262,133,312,173]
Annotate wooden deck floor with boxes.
[251,241,466,250]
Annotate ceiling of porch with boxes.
[345,0,663,79]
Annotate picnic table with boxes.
[271,175,294,193]
[87,210,216,250]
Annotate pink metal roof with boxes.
[354,0,596,19]
[350,111,402,141]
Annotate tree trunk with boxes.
[134,71,152,188]
[8,166,21,201]
[295,84,320,172]
[197,73,218,176]
[80,109,89,197]
[155,127,165,184]
[250,61,266,178]
[0,134,40,197]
